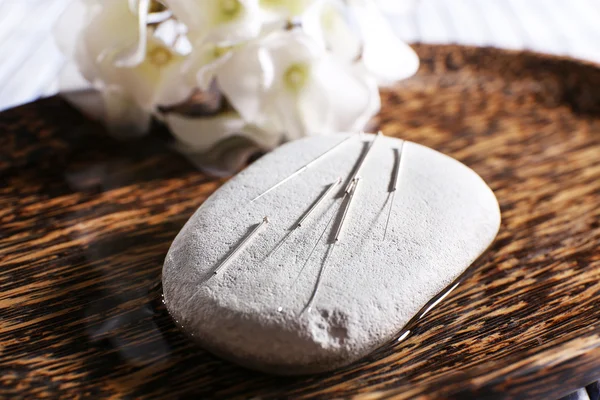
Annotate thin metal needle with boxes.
[334,178,360,241]
[383,141,406,240]
[292,178,358,288]
[384,191,396,241]
[344,131,383,193]
[251,135,354,202]
[297,177,342,228]
[304,179,361,313]
[303,242,337,314]
[214,216,269,275]
[268,178,342,258]
[290,200,340,288]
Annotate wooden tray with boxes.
[1,44,599,399]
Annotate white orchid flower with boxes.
[55,0,195,136]
[215,30,379,140]
[117,38,194,107]
[163,0,262,45]
[54,0,420,173]
[76,0,192,109]
[58,0,148,80]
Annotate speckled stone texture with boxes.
[162,133,501,374]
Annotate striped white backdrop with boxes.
[0,0,599,111]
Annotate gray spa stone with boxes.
[162,133,501,374]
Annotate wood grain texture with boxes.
[1,44,599,399]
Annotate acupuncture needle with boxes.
[304,178,361,313]
[383,141,405,240]
[344,131,382,193]
[213,216,269,275]
[291,178,357,289]
[268,177,342,258]
[251,135,355,202]
[182,217,270,308]
[289,197,341,290]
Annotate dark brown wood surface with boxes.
[1,44,599,399]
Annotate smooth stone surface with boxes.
[162,133,501,374]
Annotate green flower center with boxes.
[213,45,233,59]
[219,0,242,21]
[260,0,311,16]
[148,46,172,67]
[283,63,310,93]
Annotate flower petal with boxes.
[303,0,362,62]
[350,0,419,85]
[166,110,281,151]
[97,37,191,109]
[298,56,379,135]
[262,29,323,83]
[216,41,268,122]
[165,0,262,45]
[176,135,262,177]
[82,0,141,67]
[166,112,246,151]
[260,0,319,19]
[184,42,235,91]
[153,63,197,107]
[262,87,306,139]
[114,0,150,67]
